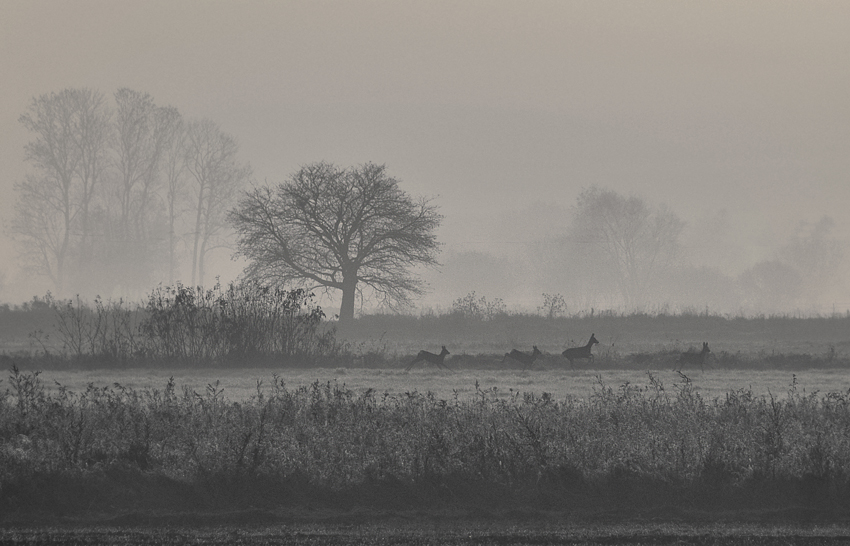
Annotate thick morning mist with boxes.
[1,1,849,318]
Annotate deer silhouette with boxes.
[503,346,543,368]
[562,334,599,365]
[676,342,711,371]
[406,346,451,371]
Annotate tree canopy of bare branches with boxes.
[230,162,442,324]
[12,88,111,292]
[12,88,249,297]
[184,119,252,287]
[570,187,684,309]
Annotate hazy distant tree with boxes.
[569,187,684,309]
[184,118,252,286]
[661,265,742,313]
[102,89,184,291]
[433,249,522,304]
[112,89,178,239]
[66,90,112,279]
[230,162,442,324]
[738,260,803,313]
[528,234,616,311]
[11,175,68,289]
[13,87,259,296]
[12,88,111,293]
[679,207,747,275]
[161,112,187,284]
[779,216,845,303]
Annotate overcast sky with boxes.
[2,0,849,310]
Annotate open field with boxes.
[29,366,850,403]
[5,307,850,540]
[338,312,850,358]
[4,519,850,545]
[3,301,850,368]
[6,363,850,520]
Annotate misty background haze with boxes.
[1,1,849,317]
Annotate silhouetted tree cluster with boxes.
[534,187,685,310]
[528,188,846,314]
[11,88,251,297]
[738,216,845,312]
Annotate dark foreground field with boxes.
[5,368,850,545]
[4,507,850,545]
[4,513,850,545]
[3,301,850,543]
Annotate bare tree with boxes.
[779,216,845,304]
[13,89,111,293]
[738,260,803,312]
[112,89,174,240]
[102,90,184,292]
[184,118,252,286]
[161,111,187,284]
[11,175,69,289]
[569,187,684,309]
[230,162,442,324]
[68,89,112,279]
[13,88,257,296]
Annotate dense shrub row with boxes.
[2,367,850,515]
[12,282,337,367]
[3,288,850,369]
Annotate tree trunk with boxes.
[339,275,357,325]
[168,204,176,284]
[198,238,207,287]
[190,185,204,286]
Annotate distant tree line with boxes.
[525,188,846,314]
[11,90,442,323]
[11,88,843,317]
[11,88,251,297]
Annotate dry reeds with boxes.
[3,367,850,515]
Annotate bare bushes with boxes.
[451,291,507,320]
[46,294,142,365]
[27,282,337,367]
[4,369,850,515]
[141,282,334,366]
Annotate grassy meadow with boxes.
[4,296,849,405]
[5,362,850,524]
[339,310,850,360]
[3,291,850,526]
[29,366,850,404]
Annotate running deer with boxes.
[676,342,711,371]
[503,346,543,368]
[406,346,451,371]
[562,333,599,365]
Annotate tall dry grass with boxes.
[2,291,850,370]
[2,367,850,515]
[1,282,339,369]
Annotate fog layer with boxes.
[1,1,849,314]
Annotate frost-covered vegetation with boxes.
[1,288,849,370]
[0,282,338,368]
[2,368,850,517]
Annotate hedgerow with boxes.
[2,367,850,516]
[9,281,338,368]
